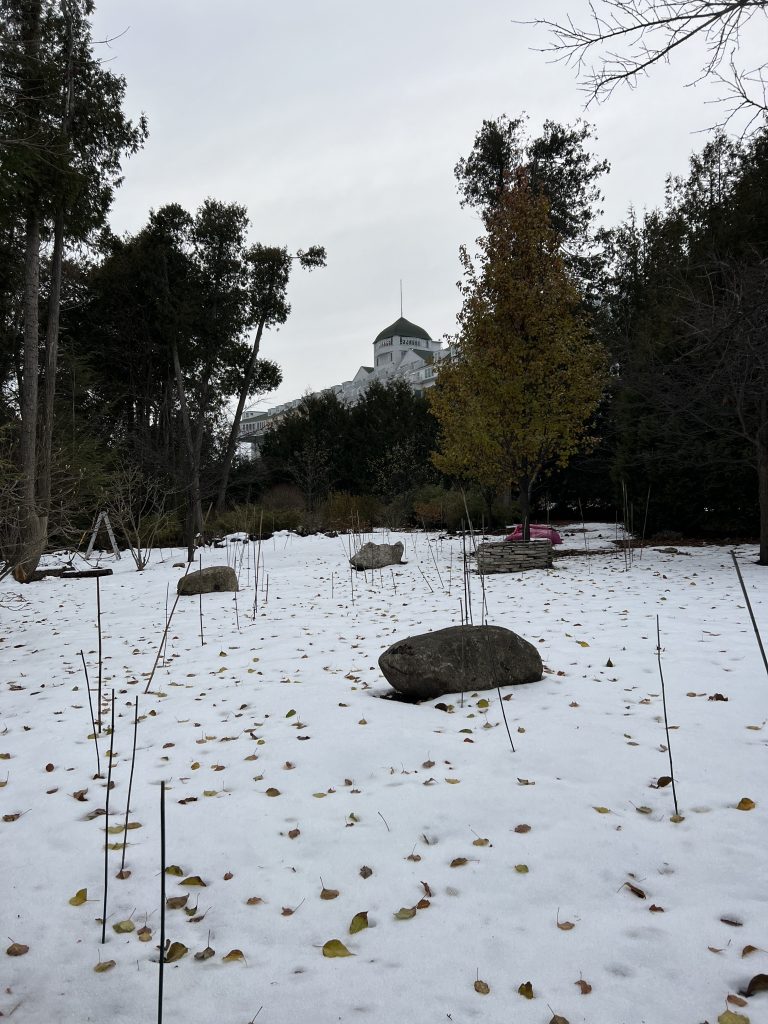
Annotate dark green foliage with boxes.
[455,113,609,294]
[259,379,439,510]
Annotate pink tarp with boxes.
[506,524,562,544]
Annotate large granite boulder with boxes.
[177,565,238,596]
[350,541,404,571]
[379,624,542,700]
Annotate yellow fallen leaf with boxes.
[69,888,87,906]
[165,865,184,876]
[450,857,468,867]
[515,864,529,874]
[394,907,417,920]
[349,912,368,934]
[322,939,353,957]
[137,926,152,942]
[93,959,116,972]
[472,838,490,847]
[593,806,611,814]
[113,919,134,934]
[576,641,590,647]
[180,876,207,887]
[518,981,534,998]
[717,1012,750,1024]
[222,949,245,962]
[265,788,281,797]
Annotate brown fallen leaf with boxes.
[721,917,743,927]
[163,941,188,963]
[450,857,468,868]
[320,887,339,900]
[742,945,761,957]
[474,979,490,994]
[518,981,534,999]
[575,978,592,994]
[656,776,672,788]
[360,866,373,879]
[649,904,665,913]
[709,946,725,954]
[745,973,768,997]
[421,881,433,897]
[166,895,188,910]
[549,1016,570,1024]
[288,828,300,839]
[246,896,263,906]
[623,882,646,899]
[194,945,215,961]
[514,824,531,833]
[222,949,245,963]
[223,872,233,881]
[6,942,29,956]
[727,995,749,1008]
[556,910,575,931]
[736,797,756,811]
[472,838,490,847]
[137,926,152,942]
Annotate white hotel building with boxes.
[238,316,448,447]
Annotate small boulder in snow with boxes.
[350,541,404,571]
[177,565,238,596]
[379,624,542,701]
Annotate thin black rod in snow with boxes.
[101,690,116,944]
[158,780,166,1024]
[655,617,679,818]
[79,650,101,778]
[730,551,768,679]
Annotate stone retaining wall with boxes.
[476,540,553,574]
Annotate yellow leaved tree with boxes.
[429,169,607,536]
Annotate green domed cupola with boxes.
[374,316,432,344]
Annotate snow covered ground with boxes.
[1,526,766,1024]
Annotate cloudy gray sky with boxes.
[92,1,763,409]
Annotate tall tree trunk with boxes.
[13,210,46,581]
[38,4,74,515]
[37,203,65,512]
[215,316,267,513]
[170,339,203,560]
[518,475,531,542]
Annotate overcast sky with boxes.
[91,0,766,409]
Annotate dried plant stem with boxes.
[731,551,768,678]
[79,650,101,777]
[101,690,115,944]
[119,695,139,875]
[144,588,184,694]
[656,617,679,817]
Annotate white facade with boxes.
[239,316,448,446]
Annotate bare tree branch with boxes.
[525,1,768,132]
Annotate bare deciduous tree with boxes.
[528,2,768,131]
[103,463,169,571]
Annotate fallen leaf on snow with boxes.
[322,939,353,957]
